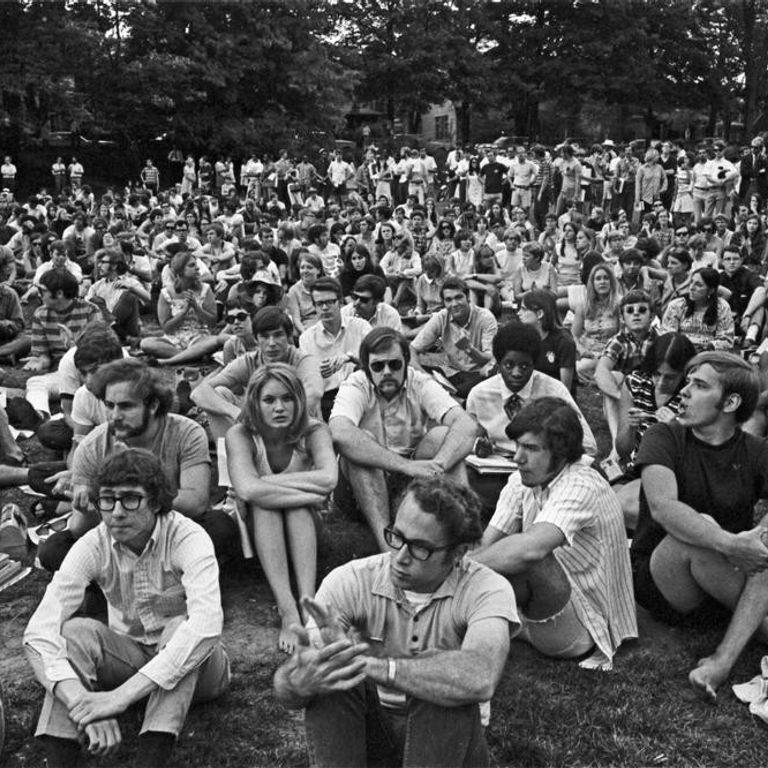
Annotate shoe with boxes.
[0,503,27,559]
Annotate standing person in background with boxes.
[51,157,66,195]
[140,159,160,195]
[68,156,84,191]
[531,145,552,231]
[635,149,667,214]
[1,156,17,193]
[555,145,582,217]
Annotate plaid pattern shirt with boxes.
[600,327,659,375]
[30,299,100,365]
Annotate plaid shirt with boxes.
[600,327,658,375]
[30,299,100,365]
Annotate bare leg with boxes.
[249,503,302,654]
[284,507,317,610]
[0,407,24,463]
[157,337,223,366]
[615,479,641,531]
[345,462,391,552]
[0,334,31,363]
[509,551,572,620]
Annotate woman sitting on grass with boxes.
[140,250,224,366]
[225,363,337,653]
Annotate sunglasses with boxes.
[226,311,249,322]
[369,358,404,373]
[675,230,688,236]
[352,293,374,304]
[624,304,649,315]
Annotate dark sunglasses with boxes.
[623,304,649,315]
[226,311,249,322]
[352,293,374,304]
[369,358,404,373]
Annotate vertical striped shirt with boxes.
[489,460,637,668]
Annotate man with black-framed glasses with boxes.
[274,475,517,767]
[330,326,478,551]
[25,448,230,768]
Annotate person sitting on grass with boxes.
[38,358,238,574]
[471,397,637,670]
[330,326,479,552]
[226,363,336,653]
[410,276,498,399]
[140,250,225,367]
[594,290,658,460]
[340,274,402,331]
[24,448,230,768]
[193,306,323,441]
[380,229,422,310]
[273,476,518,768]
[0,246,29,364]
[631,351,768,701]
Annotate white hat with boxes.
[602,139,616,147]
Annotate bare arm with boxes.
[225,424,333,507]
[433,406,480,470]
[642,464,768,571]
[364,617,510,706]
[594,355,621,399]
[470,523,565,575]
[330,416,413,474]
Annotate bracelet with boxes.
[386,657,397,686]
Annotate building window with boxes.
[435,115,449,141]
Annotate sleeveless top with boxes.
[252,431,313,477]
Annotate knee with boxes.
[61,617,106,652]
[37,529,76,572]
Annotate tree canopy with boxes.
[0,0,766,152]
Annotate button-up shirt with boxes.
[24,512,223,692]
[341,301,402,332]
[330,368,457,456]
[299,315,371,391]
[466,371,597,456]
[490,461,637,668]
[412,305,498,376]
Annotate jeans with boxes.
[305,680,489,768]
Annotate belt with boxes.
[514,185,531,189]
[694,186,711,190]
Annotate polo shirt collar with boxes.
[371,555,461,605]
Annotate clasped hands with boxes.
[286,597,373,700]
[67,689,127,757]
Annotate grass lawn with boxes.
[1,370,768,766]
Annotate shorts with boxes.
[511,187,532,209]
[631,553,686,625]
[161,330,208,349]
[518,595,594,658]
[632,552,733,628]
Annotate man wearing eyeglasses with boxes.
[330,327,479,551]
[472,398,636,670]
[274,476,517,767]
[594,290,658,459]
[299,276,371,420]
[25,448,230,768]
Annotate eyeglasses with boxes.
[383,526,451,561]
[97,493,146,512]
[675,230,688,236]
[369,358,404,373]
[314,298,339,308]
[352,293,374,304]
[226,311,249,322]
[623,304,649,315]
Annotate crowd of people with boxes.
[4,133,768,766]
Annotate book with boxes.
[465,454,518,475]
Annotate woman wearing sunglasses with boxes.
[221,303,257,365]
[225,363,336,654]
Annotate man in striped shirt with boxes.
[471,397,637,670]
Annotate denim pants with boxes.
[305,680,489,767]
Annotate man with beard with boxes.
[330,327,478,551]
[39,358,238,571]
